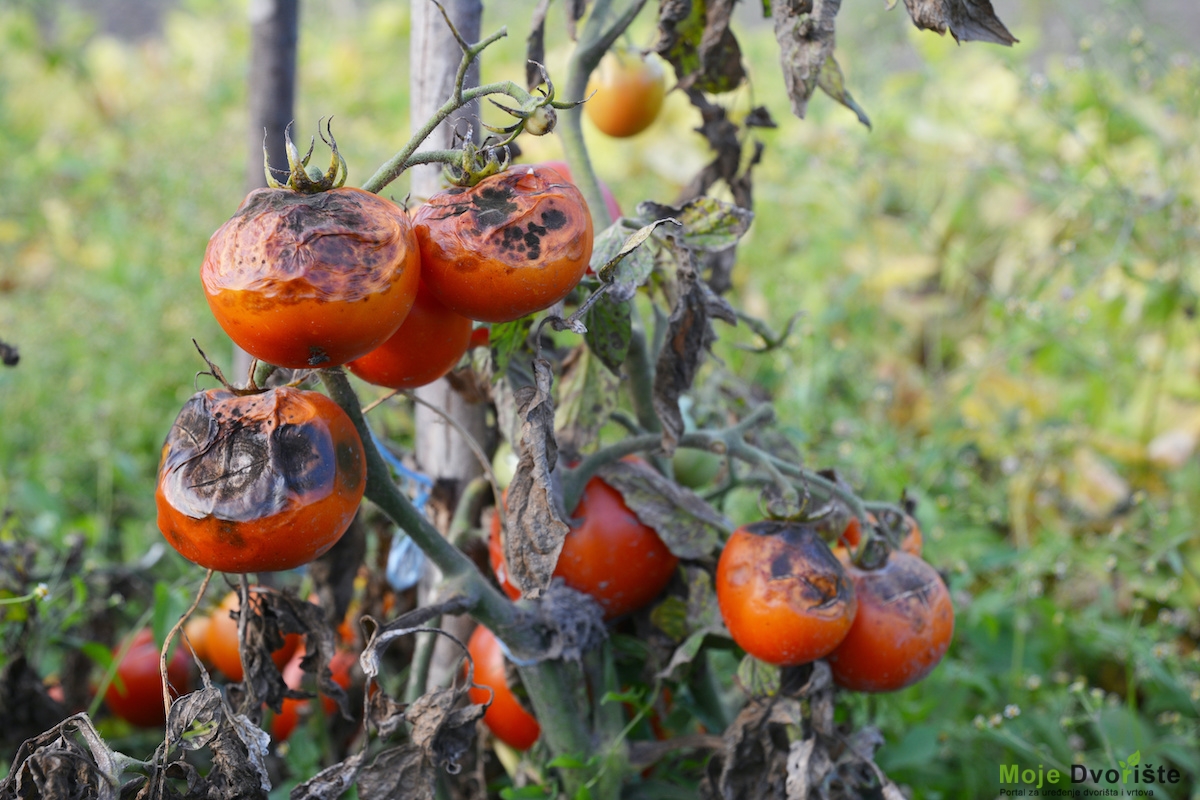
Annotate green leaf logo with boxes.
[1127,750,1141,767]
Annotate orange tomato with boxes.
[716,521,857,666]
[827,550,954,692]
[413,165,593,323]
[466,625,540,751]
[201,186,421,369]
[584,50,666,138]
[156,387,365,574]
[347,280,473,390]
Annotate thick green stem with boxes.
[559,0,650,229]
[516,658,595,795]
[624,324,660,435]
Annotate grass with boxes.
[0,0,1197,795]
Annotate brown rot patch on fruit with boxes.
[471,186,520,228]
[215,519,245,549]
[336,441,364,491]
[540,207,567,231]
[308,347,330,366]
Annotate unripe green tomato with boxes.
[492,441,518,490]
[722,486,763,528]
[672,447,722,489]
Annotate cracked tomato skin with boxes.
[201,186,421,369]
[156,387,366,573]
[413,165,593,323]
[827,550,954,692]
[346,280,473,390]
[716,521,857,666]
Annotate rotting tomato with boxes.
[104,628,191,728]
[413,165,593,323]
[715,521,857,667]
[205,589,302,683]
[827,550,954,692]
[201,186,421,369]
[488,474,680,619]
[156,386,365,574]
[584,49,666,138]
[537,160,622,225]
[466,625,540,751]
[346,280,473,390]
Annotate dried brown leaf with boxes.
[771,0,843,119]
[901,0,1017,44]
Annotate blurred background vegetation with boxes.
[1,0,1198,796]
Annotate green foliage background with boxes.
[0,0,1198,796]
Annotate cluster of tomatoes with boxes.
[155,149,596,576]
[104,588,359,737]
[480,488,954,750]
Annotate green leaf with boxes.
[151,580,176,647]
[500,787,551,800]
[650,596,690,643]
[555,345,619,452]
[490,317,535,379]
[736,655,780,697]
[583,293,632,375]
[574,786,592,800]
[547,754,589,769]
[1126,750,1141,767]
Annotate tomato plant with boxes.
[412,164,593,323]
[466,625,540,751]
[155,386,365,573]
[347,279,473,390]
[103,629,191,728]
[489,474,680,619]
[584,49,666,138]
[715,521,857,666]
[205,590,303,683]
[827,550,954,692]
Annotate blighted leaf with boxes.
[489,316,535,380]
[356,745,434,800]
[164,686,272,799]
[652,244,737,455]
[405,684,484,773]
[700,695,804,800]
[636,197,753,253]
[241,589,338,716]
[650,596,689,643]
[505,359,571,597]
[556,345,619,453]
[654,0,746,93]
[592,218,678,300]
[901,0,1017,44]
[737,656,782,697]
[533,581,608,662]
[583,292,632,375]
[525,0,553,90]
[596,459,728,558]
[1,713,121,800]
[771,0,842,120]
[656,568,728,680]
[816,54,871,128]
[290,751,366,800]
[358,595,473,685]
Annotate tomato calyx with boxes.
[443,132,512,187]
[264,118,349,195]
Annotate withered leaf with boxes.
[290,751,366,800]
[358,595,472,684]
[532,581,608,662]
[901,0,1017,45]
[356,745,434,800]
[654,0,746,93]
[596,459,728,559]
[505,359,570,597]
[700,695,804,800]
[591,218,675,300]
[556,345,619,453]
[771,0,843,120]
[405,685,484,774]
[0,713,121,800]
[636,197,753,254]
[251,590,341,717]
[652,243,737,456]
[583,292,632,375]
[525,0,553,90]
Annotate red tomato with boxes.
[413,165,593,323]
[205,589,303,683]
[537,160,622,224]
[466,625,540,751]
[201,186,421,369]
[104,629,191,728]
[716,521,857,666]
[489,475,680,619]
[584,50,666,138]
[271,648,357,741]
[156,387,365,573]
[827,550,954,692]
[347,280,473,390]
